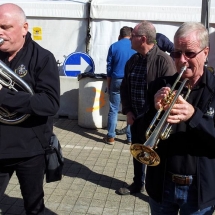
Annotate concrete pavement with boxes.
[0,118,150,215]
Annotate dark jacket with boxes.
[156,33,174,53]
[145,68,215,210]
[0,32,60,159]
[120,45,176,116]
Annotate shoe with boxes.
[115,127,127,135]
[117,183,144,195]
[103,137,115,145]
[126,140,131,145]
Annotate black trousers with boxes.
[0,154,45,215]
[131,118,146,187]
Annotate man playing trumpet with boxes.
[145,22,215,215]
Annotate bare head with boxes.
[174,22,209,49]
[0,3,28,59]
[136,20,156,44]
[172,22,209,87]
[131,20,156,55]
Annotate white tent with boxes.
[1,0,214,71]
[89,0,215,73]
[0,0,214,118]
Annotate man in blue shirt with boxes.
[103,26,136,144]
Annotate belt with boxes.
[167,172,195,185]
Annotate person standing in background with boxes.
[115,32,174,136]
[103,26,136,145]
[118,20,176,195]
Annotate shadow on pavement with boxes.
[0,194,57,215]
[53,118,127,144]
[63,158,149,203]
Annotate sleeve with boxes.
[160,54,176,77]
[156,33,174,53]
[106,45,113,77]
[189,104,215,143]
[0,52,60,117]
[120,59,132,115]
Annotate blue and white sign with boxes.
[63,52,95,77]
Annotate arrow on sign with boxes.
[65,57,92,73]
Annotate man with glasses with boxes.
[116,32,174,136]
[118,20,176,195]
[145,22,215,215]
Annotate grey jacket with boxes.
[120,45,176,116]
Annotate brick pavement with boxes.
[0,118,150,215]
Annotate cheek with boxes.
[173,60,181,72]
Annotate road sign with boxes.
[63,52,95,77]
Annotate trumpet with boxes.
[130,66,191,166]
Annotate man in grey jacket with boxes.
[118,20,176,195]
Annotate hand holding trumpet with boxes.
[154,86,195,123]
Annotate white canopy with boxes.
[0,0,89,18]
[90,0,215,23]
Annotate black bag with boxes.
[45,134,64,183]
[0,173,9,197]
[33,127,64,183]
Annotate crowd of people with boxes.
[0,2,215,215]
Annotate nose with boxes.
[178,52,188,64]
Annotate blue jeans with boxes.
[149,176,214,215]
[126,124,131,142]
[107,78,122,138]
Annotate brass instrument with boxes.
[130,66,191,166]
[0,38,34,124]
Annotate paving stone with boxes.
[1,118,203,215]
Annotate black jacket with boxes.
[145,68,215,210]
[120,45,176,116]
[0,32,60,159]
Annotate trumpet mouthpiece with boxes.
[181,66,187,72]
[0,38,4,45]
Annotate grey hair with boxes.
[174,22,209,49]
[137,20,156,44]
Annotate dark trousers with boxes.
[0,154,45,215]
[130,120,146,187]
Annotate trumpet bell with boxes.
[130,144,160,166]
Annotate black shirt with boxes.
[166,72,206,175]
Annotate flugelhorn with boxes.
[0,38,34,124]
[130,66,191,166]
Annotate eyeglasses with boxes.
[170,48,205,59]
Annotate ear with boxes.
[22,22,28,37]
[141,35,147,44]
[203,46,209,60]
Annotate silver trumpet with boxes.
[130,66,191,166]
[0,38,34,124]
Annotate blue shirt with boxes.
[106,38,136,78]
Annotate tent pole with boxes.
[201,0,211,31]
[86,0,92,54]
